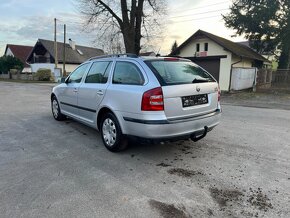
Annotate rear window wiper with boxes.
[192,78,209,83]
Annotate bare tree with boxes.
[77,0,166,55]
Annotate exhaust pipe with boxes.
[190,126,208,142]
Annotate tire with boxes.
[100,112,128,152]
[51,96,66,121]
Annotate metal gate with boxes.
[230,67,257,91]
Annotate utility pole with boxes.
[63,24,66,77]
[54,18,58,69]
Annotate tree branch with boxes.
[130,0,137,27]
[120,0,129,26]
[147,0,158,12]
[97,0,123,27]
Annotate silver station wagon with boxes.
[51,54,221,152]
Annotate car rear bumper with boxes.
[121,109,221,139]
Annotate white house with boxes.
[26,39,104,77]
[171,30,270,91]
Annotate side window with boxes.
[113,62,144,85]
[68,63,89,83]
[85,61,112,83]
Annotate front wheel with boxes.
[51,96,66,121]
[100,113,128,152]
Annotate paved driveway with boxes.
[0,82,289,218]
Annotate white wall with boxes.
[22,67,31,73]
[232,55,253,68]
[179,37,230,57]
[31,63,78,74]
[64,64,78,74]
[5,48,14,56]
[30,63,55,73]
[54,64,79,77]
[219,53,232,91]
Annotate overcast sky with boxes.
[0,0,245,55]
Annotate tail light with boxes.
[164,57,179,61]
[218,86,221,102]
[141,87,164,111]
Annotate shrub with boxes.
[9,69,19,75]
[34,68,53,81]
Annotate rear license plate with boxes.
[182,94,208,107]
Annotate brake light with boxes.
[141,87,164,111]
[218,86,221,102]
[164,57,179,61]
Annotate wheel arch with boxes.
[97,107,113,130]
[97,107,123,132]
[51,93,56,101]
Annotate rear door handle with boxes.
[73,88,78,93]
[96,90,104,96]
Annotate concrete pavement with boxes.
[0,82,289,218]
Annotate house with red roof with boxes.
[4,44,33,72]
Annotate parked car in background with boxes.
[51,54,221,152]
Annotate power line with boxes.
[170,1,229,13]
[57,7,228,30]
[169,14,223,24]
[170,8,229,19]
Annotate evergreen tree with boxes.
[223,0,290,69]
[0,55,24,73]
[170,40,179,55]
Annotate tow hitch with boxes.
[190,126,208,142]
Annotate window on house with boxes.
[204,43,208,51]
[196,43,200,52]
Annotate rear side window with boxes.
[85,61,112,83]
[145,60,215,86]
[113,62,144,85]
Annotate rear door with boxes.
[145,59,219,120]
[77,61,112,122]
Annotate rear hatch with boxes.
[145,58,219,120]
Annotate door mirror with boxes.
[60,77,67,83]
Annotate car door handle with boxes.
[73,88,78,93]
[96,90,104,95]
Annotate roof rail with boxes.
[88,53,138,61]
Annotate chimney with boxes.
[69,38,76,50]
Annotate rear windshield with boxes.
[145,60,216,86]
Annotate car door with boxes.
[103,60,147,114]
[77,61,112,123]
[58,63,90,116]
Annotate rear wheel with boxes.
[100,113,128,152]
[51,96,66,121]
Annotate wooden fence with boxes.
[256,69,272,89]
[272,70,290,84]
